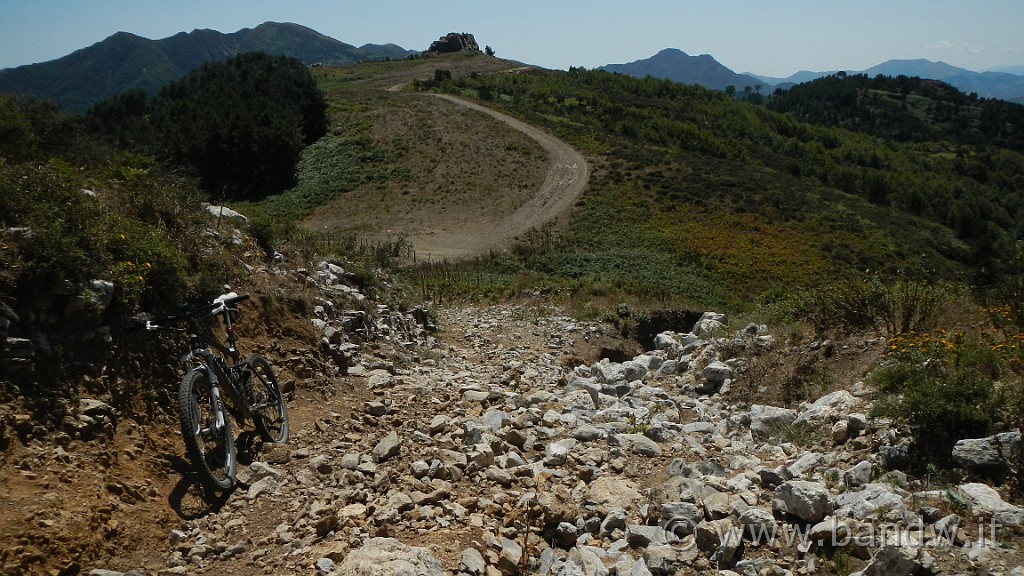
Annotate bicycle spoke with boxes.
[244,355,289,444]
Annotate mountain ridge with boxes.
[4,21,1024,112]
[750,58,1024,100]
[0,21,416,112]
[601,51,1023,102]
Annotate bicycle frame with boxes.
[148,294,255,422]
[181,312,253,422]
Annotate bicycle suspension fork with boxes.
[187,331,229,432]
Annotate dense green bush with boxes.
[0,159,103,288]
[869,332,1004,467]
[88,52,328,199]
[0,95,82,161]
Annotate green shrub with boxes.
[0,97,239,313]
[0,159,102,286]
[0,94,81,162]
[869,332,1002,467]
[105,218,190,306]
[791,277,961,336]
[768,420,829,448]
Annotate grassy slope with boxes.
[296,54,551,245]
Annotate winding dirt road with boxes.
[413,94,589,260]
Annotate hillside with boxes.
[206,50,1024,314]
[303,87,586,260]
[861,60,1024,101]
[326,55,1021,310]
[0,21,414,112]
[766,72,1024,150]
[607,52,1024,103]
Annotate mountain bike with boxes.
[140,292,288,491]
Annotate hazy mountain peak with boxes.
[600,49,768,91]
[757,58,1024,100]
[863,58,970,79]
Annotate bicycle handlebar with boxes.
[132,293,251,331]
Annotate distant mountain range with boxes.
[0,22,416,112]
[987,64,1024,76]
[3,22,1023,112]
[750,59,1024,102]
[602,50,1024,104]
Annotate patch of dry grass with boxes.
[303,54,550,250]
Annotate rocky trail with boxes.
[6,255,1024,575]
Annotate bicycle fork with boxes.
[186,347,232,440]
[200,367,235,479]
[206,376,228,436]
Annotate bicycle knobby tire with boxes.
[178,369,236,491]
[243,355,289,444]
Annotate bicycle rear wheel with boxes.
[178,369,236,491]
[244,355,289,443]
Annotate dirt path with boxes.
[412,94,589,260]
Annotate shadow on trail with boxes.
[166,454,234,520]
[234,430,260,467]
[165,429,263,520]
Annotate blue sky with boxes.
[2,1,1021,76]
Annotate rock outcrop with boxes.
[427,33,480,54]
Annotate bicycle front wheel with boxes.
[179,369,236,491]
[244,355,289,444]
